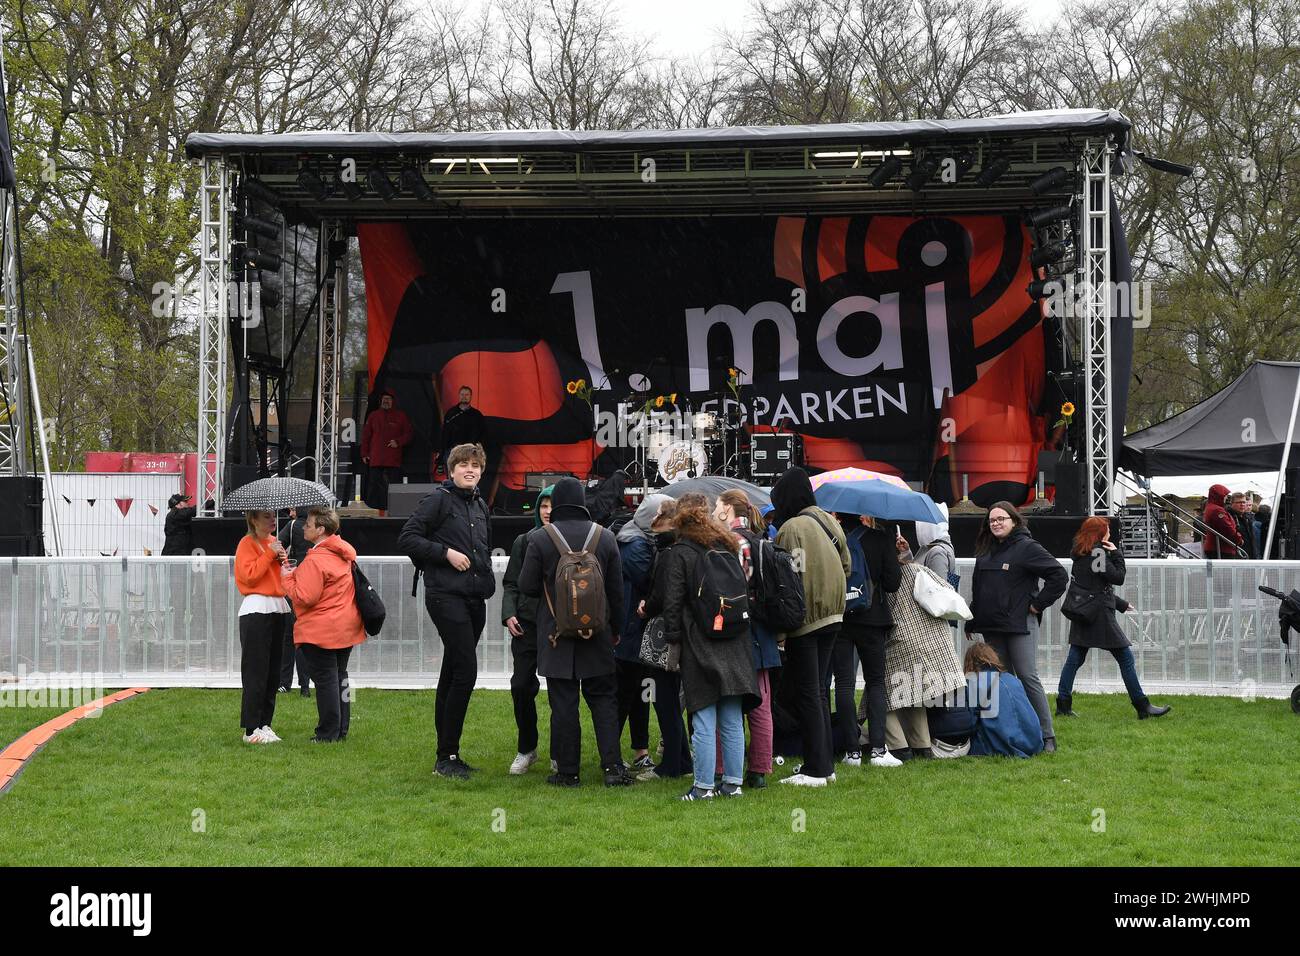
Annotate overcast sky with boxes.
[610,0,1067,60]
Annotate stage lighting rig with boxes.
[238,214,281,242]
[906,155,939,191]
[975,156,1010,187]
[1030,240,1073,268]
[336,172,363,201]
[296,168,329,201]
[242,248,282,272]
[1030,166,1072,195]
[368,166,397,201]
[242,178,282,208]
[401,166,435,201]
[1027,204,1073,228]
[867,155,903,188]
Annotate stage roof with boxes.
[1121,362,1300,476]
[184,109,1132,219]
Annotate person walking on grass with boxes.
[1055,516,1171,722]
[234,509,291,745]
[832,511,904,769]
[714,489,781,789]
[519,477,633,788]
[657,500,760,800]
[637,499,693,781]
[277,507,312,698]
[770,467,852,787]
[398,443,494,780]
[501,485,554,775]
[281,508,367,742]
[614,493,673,774]
[965,501,1067,753]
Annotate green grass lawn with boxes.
[0,687,1296,866]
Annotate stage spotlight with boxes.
[368,166,397,201]
[975,156,1011,187]
[257,283,281,309]
[867,156,903,188]
[296,169,329,201]
[400,166,435,201]
[243,247,282,272]
[1027,278,1060,300]
[337,173,363,201]
[239,215,281,241]
[243,178,281,208]
[1030,165,1072,195]
[1027,204,1073,228]
[906,155,939,191]
[1030,240,1072,268]
[953,151,978,180]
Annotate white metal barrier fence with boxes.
[1,557,1297,696]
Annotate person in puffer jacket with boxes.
[1202,484,1244,558]
[282,507,367,742]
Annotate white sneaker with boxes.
[841,751,862,767]
[870,749,903,767]
[242,729,272,744]
[778,773,828,788]
[258,725,282,742]
[794,764,836,782]
[509,751,538,775]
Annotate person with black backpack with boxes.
[397,443,495,780]
[657,500,760,800]
[518,477,632,788]
[833,512,903,769]
[770,468,851,787]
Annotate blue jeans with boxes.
[691,696,745,790]
[1057,644,1145,702]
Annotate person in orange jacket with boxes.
[282,507,367,742]
[234,510,291,744]
[361,389,413,510]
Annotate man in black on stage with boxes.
[440,385,485,476]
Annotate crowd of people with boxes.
[229,444,1173,797]
[1200,484,1275,559]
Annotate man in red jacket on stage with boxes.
[1202,483,1244,558]
[361,390,413,511]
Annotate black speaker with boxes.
[386,482,441,518]
[0,534,43,556]
[1052,461,1088,515]
[0,476,43,536]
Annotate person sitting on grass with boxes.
[963,642,1044,758]
[281,507,367,743]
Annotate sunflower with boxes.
[566,381,578,395]
[655,395,665,408]
[576,378,586,389]
[1062,402,1075,417]
[669,392,678,404]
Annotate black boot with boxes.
[1055,693,1077,717]
[1134,696,1171,719]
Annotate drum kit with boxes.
[619,391,749,492]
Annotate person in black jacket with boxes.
[1056,516,1170,720]
[162,494,197,555]
[397,442,495,780]
[965,501,1068,753]
[276,508,312,696]
[1230,493,1257,559]
[501,485,553,774]
[832,514,904,767]
[519,477,632,788]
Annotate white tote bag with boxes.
[912,565,972,621]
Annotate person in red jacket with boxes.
[361,390,413,511]
[282,507,368,742]
[1202,483,1245,558]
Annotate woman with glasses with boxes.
[965,501,1068,752]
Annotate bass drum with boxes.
[656,440,710,484]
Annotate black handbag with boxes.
[1060,581,1111,625]
[638,615,678,671]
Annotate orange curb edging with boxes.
[0,687,150,793]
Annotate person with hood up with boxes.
[965,501,1068,753]
[501,485,554,774]
[614,493,673,773]
[398,443,495,780]
[912,503,958,584]
[519,477,632,788]
[361,389,413,511]
[1202,484,1244,558]
[770,467,852,787]
[281,507,367,742]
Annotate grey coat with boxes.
[658,543,760,714]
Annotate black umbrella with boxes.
[223,477,336,512]
[661,476,770,507]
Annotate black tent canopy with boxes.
[1121,361,1300,476]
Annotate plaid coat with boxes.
[884,564,967,709]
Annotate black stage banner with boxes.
[359,214,1127,503]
